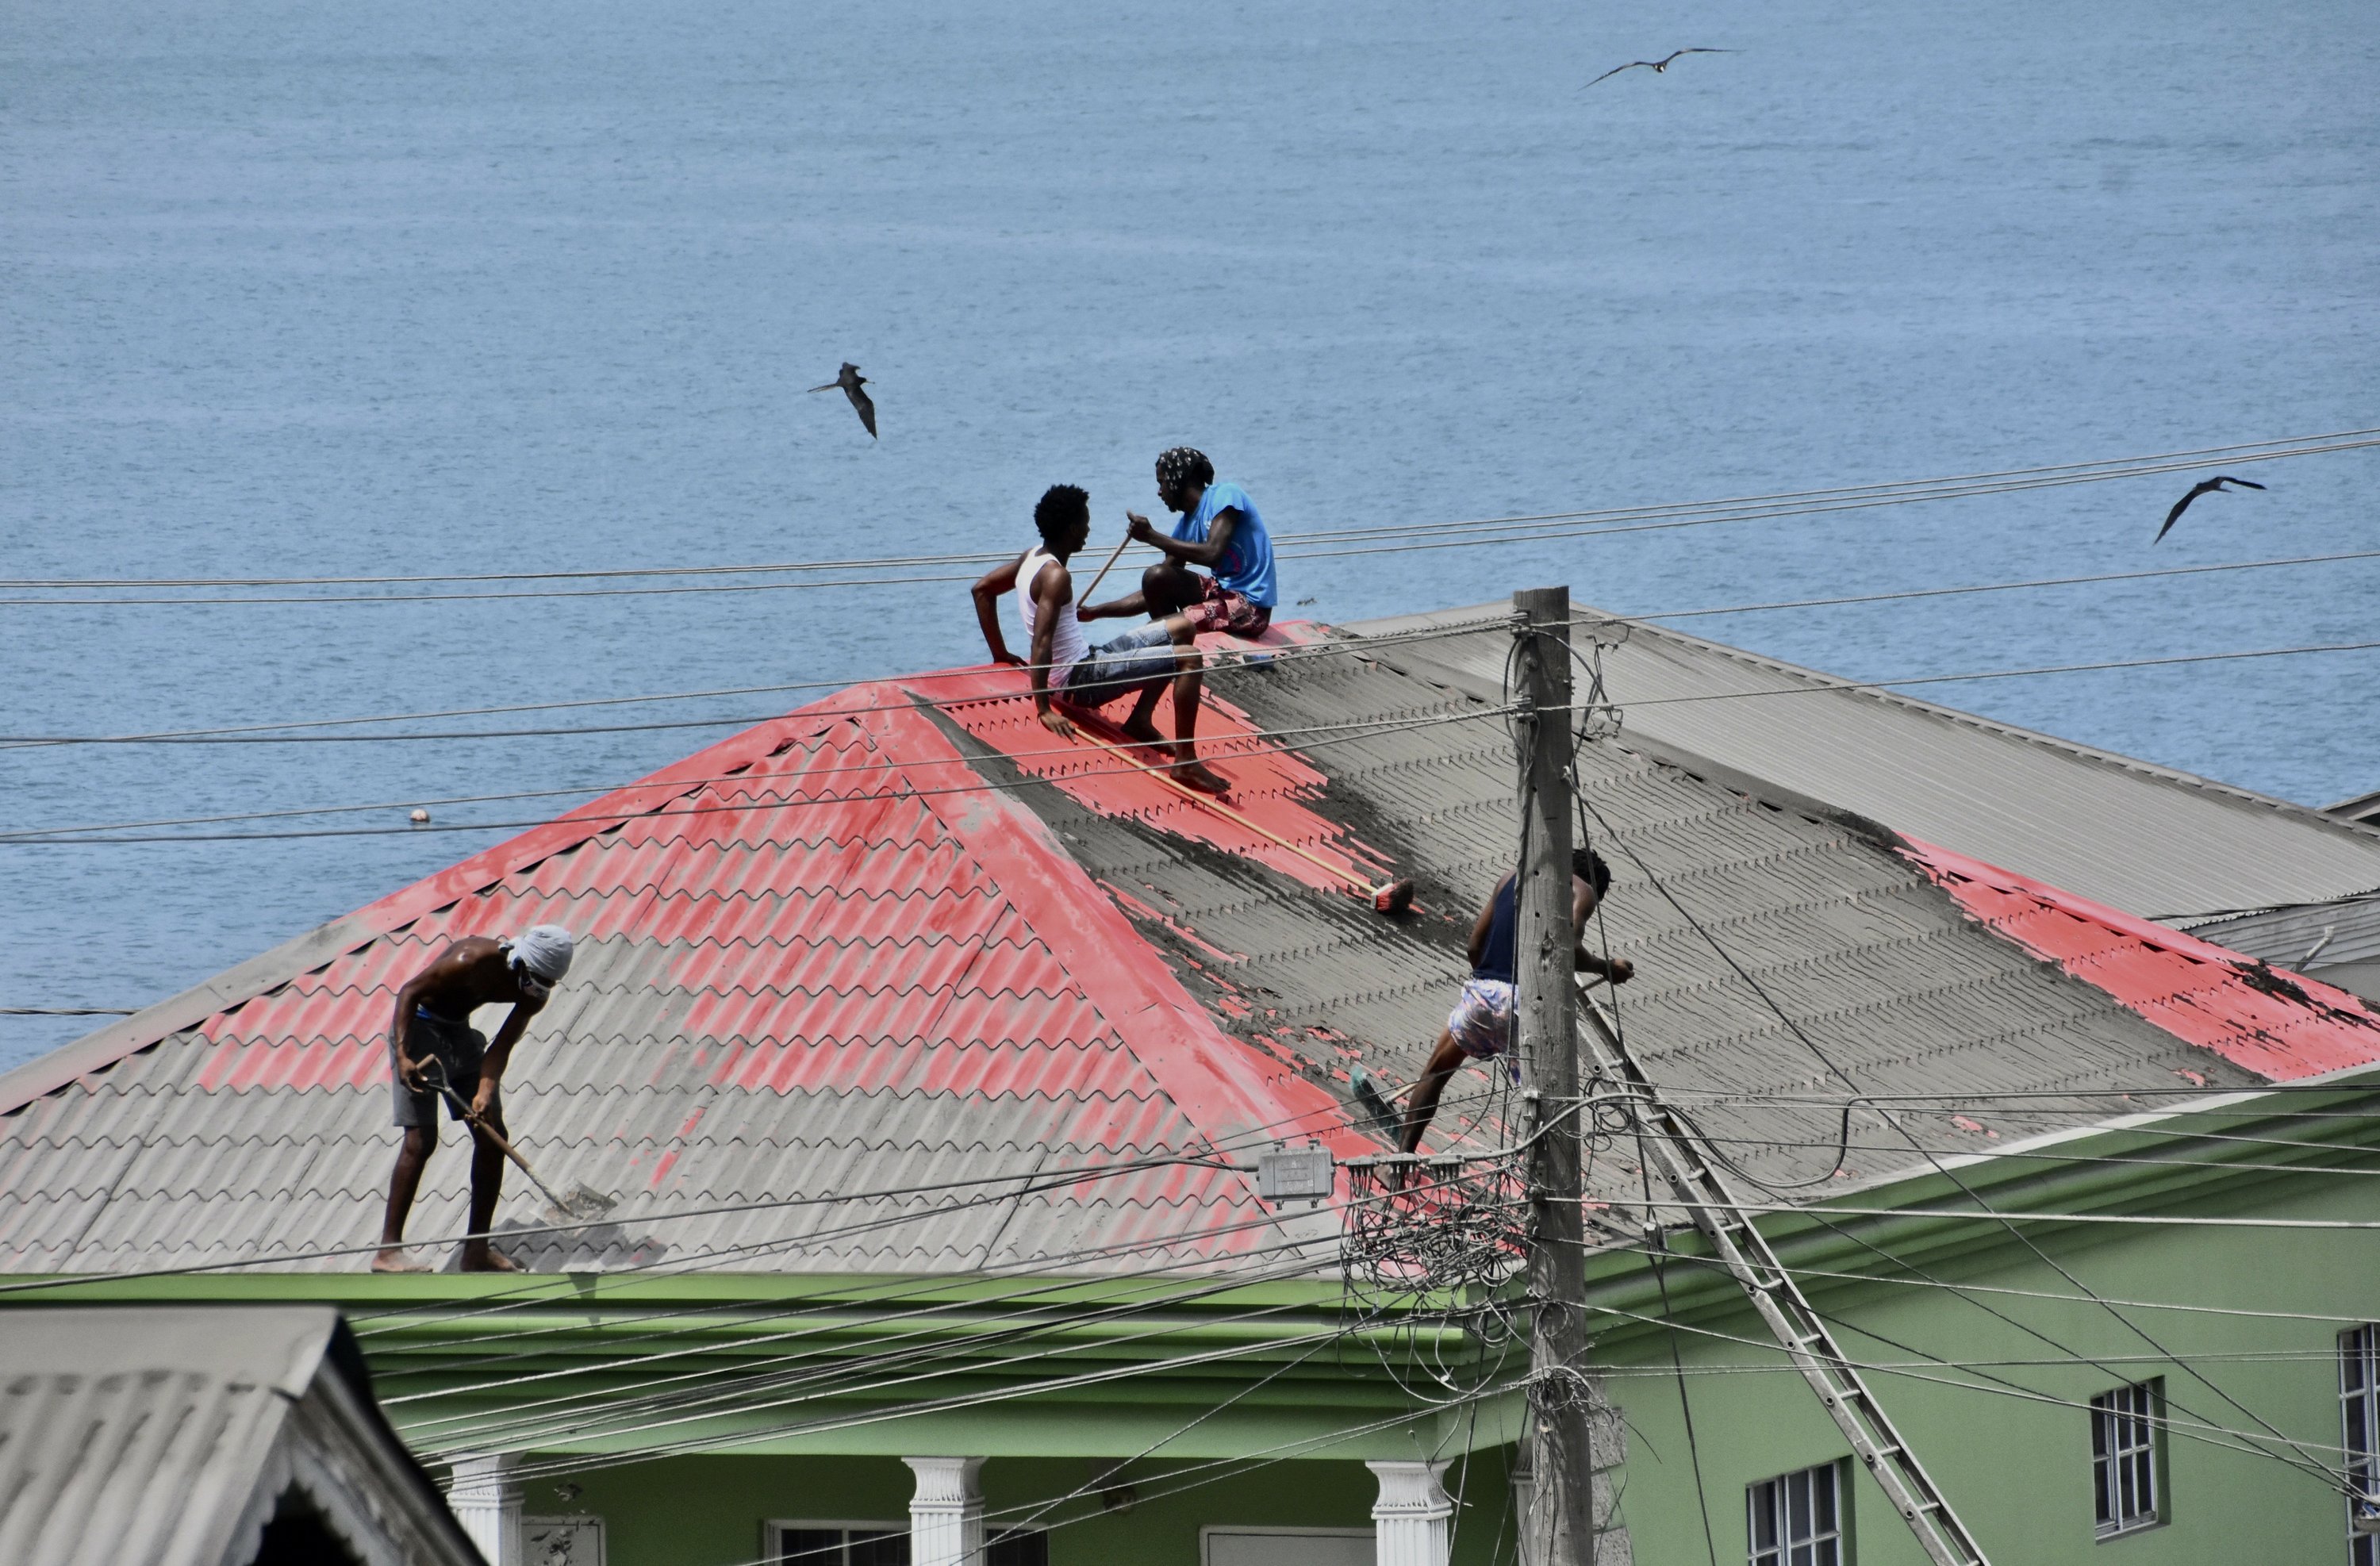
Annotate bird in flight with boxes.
[808,363,877,439]
[2154,475,2264,543]
[1587,48,1733,87]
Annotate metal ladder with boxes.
[1576,995,1990,1566]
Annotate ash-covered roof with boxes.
[0,1305,478,1566]
[1350,601,2380,925]
[5,613,2378,1277]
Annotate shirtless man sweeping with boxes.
[971,482,1230,795]
[1399,850,1633,1154]
[374,925,576,1272]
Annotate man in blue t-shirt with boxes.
[1123,446,1280,639]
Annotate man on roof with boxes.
[972,483,1231,796]
[1126,447,1279,641]
[374,924,575,1272]
[1397,850,1633,1155]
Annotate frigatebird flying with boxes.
[808,363,877,439]
[1587,48,1734,87]
[2154,475,2264,543]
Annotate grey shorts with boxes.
[392,1009,486,1135]
[1059,621,1179,708]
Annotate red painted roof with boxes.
[1899,836,2380,1081]
[0,635,1395,1274]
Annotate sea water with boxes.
[3,0,2375,1064]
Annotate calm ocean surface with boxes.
[5,0,2376,1069]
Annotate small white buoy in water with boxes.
[409,808,431,825]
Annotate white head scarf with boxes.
[502,925,576,985]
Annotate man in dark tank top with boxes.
[1398,848,1633,1154]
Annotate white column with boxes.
[447,1452,524,1566]
[904,1456,986,1566]
[1368,1460,1453,1566]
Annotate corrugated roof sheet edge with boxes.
[1348,598,2380,850]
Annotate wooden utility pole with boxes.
[1513,585,1595,1566]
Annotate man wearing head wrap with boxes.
[1123,447,1280,640]
[374,924,576,1272]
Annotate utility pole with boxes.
[1513,585,1595,1566]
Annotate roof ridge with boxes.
[0,685,895,1115]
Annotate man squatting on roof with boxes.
[1125,445,1280,643]
[1399,850,1633,1155]
[374,924,576,1272]
[972,482,1233,796]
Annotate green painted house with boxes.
[7,608,2378,1566]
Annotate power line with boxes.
[1631,547,2380,624]
[0,612,1502,750]
[10,425,2372,596]
[0,702,1511,846]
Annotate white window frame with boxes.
[2344,1326,2380,1564]
[2090,1380,2163,1538]
[1746,1461,1845,1566]
[1200,1524,1374,1566]
[764,1518,911,1566]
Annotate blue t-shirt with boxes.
[1171,480,1278,608]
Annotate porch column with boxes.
[446,1452,524,1566]
[1368,1460,1453,1566]
[904,1456,986,1566]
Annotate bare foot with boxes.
[1169,758,1230,796]
[1119,716,1165,749]
[459,1245,524,1273]
[372,1246,431,1274]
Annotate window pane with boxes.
[1751,1483,1778,1549]
[1814,1468,1836,1533]
[1787,1472,1812,1541]
[987,1530,1048,1566]
[848,1531,910,1566]
[777,1530,843,1566]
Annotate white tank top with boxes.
[1015,547,1089,681]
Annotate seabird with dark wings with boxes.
[1587,48,1733,87]
[808,363,877,439]
[2154,475,2264,543]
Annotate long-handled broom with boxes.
[424,1065,616,1222]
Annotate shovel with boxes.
[422,1063,616,1223]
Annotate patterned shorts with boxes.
[1180,578,1273,638]
[1446,977,1515,1060]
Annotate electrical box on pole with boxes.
[1512,586,1595,1566]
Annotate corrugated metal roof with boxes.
[0,1305,471,1566]
[1349,601,2380,923]
[7,617,2378,1275]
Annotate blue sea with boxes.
[4,0,2376,1069]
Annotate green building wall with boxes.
[544,1449,1518,1566]
[1595,1169,2378,1565]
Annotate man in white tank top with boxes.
[970,484,1230,795]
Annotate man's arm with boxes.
[389,946,475,1091]
[474,993,547,1116]
[1077,587,1146,621]
[1027,558,1078,739]
[1568,881,1634,984]
[1126,509,1239,569]
[970,554,1029,666]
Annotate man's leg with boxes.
[374,1127,435,1272]
[1399,1031,1468,1155]
[1160,614,1230,796]
[1118,682,1165,749]
[459,1098,522,1272]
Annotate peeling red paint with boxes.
[1901,837,2380,1082]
